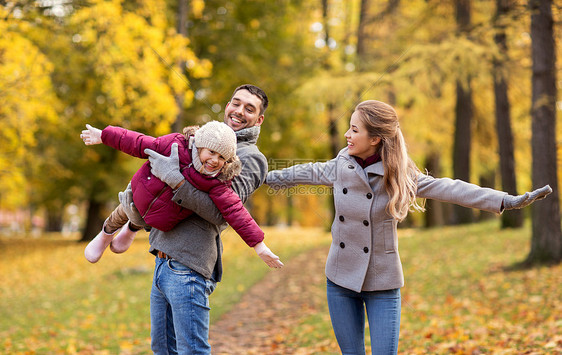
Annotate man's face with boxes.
[224,89,264,131]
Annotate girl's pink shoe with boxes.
[110,221,137,254]
[84,230,114,263]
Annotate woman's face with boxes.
[198,148,226,173]
[344,111,381,160]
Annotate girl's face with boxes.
[198,148,226,173]
[344,111,381,160]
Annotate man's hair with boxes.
[231,84,269,115]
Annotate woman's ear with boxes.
[370,136,381,147]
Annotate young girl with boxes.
[266,100,551,354]
[81,121,283,269]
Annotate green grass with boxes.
[0,226,329,354]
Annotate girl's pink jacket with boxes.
[101,125,264,247]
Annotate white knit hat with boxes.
[194,121,237,161]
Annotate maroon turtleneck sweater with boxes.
[353,152,381,169]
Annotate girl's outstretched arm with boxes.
[81,124,102,145]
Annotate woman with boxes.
[266,100,551,354]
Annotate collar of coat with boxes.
[340,147,385,177]
[235,126,260,144]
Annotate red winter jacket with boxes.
[101,125,264,246]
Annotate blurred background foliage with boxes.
[0,0,560,243]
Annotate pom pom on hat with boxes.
[194,121,237,161]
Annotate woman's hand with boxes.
[502,185,552,210]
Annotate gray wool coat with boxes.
[266,147,507,293]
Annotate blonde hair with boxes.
[354,100,424,221]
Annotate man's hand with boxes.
[144,143,185,189]
[81,124,102,145]
[503,185,552,210]
[253,241,284,269]
[118,183,148,228]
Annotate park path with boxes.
[209,246,339,354]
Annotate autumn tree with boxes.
[527,0,561,264]
[0,8,60,227]
[183,0,321,226]
[451,0,475,225]
[14,0,210,240]
[492,0,523,228]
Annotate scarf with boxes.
[235,126,261,144]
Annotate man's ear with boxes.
[255,114,264,127]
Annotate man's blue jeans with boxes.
[150,257,217,355]
[327,278,401,355]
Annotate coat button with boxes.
[366,193,372,199]
[340,242,345,249]
[177,199,183,204]
[363,247,369,253]
[343,188,348,194]
[339,215,345,222]
[147,176,151,180]
[363,220,369,226]
[348,165,354,169]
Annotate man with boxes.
[120,84,280,354]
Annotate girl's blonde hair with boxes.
[354,100,424,221]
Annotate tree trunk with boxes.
[287,195,294,227]
[493,0,523,228]
[451,81,474,224]
[265,195,276,226]
[424,152,444,228]
[478,172,496,221]
[356,0,371,70]
[80,199,105,242]
[451,0,474,225]
[321,0,330,53]
[341,0,353,64]
[327,103,338,227]
[356,0,399,70]
[45,208,63,232]
[173,0,189,133]
[527,0,562,264]
[320,0,336,228]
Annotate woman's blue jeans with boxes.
[150,257,217,355]
[327,278,401,355]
